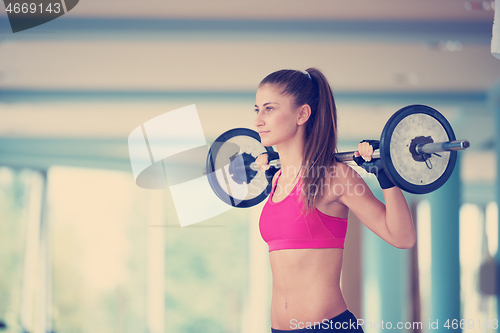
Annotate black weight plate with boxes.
[206,128,275,208]
[380,105,457,194]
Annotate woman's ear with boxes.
[297,104,311,126]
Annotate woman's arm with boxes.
[330,162,415,249]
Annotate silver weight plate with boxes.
[207,128,275,208]
[389,113,450,185]
[380,104,457,194]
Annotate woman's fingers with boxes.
[255,153,270,171]
[357,142,374,162]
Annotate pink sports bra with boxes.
[259,170,348,252]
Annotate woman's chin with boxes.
[260,138,274,147]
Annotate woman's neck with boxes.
[275,139,304,180]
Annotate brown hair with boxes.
[259,68,338,211]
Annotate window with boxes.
[47,166,259,333]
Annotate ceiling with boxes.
[0,0,497,93]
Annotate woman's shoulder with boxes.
[311,161,356,211]
[328,161,362,183]
[320,161,367,202]
[300,161,359,186]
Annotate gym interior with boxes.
[0,1,500,332]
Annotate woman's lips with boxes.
[259,131,269,135]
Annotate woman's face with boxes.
[254,84,301,147]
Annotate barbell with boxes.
[206,104,470,208]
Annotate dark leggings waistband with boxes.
[271,310,364,332]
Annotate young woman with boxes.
[254,68,415,332]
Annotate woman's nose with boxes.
[254,111,264,128]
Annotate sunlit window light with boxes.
[147,191,166,333]
[416,200,431,327]
[48,166,149,333]
[459,204,483,271]
[363,277,382,333]
[459,203,492,333]
[485,202,498,257]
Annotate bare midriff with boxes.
[269,247,347,330]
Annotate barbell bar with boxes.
[206,104,470,208]
[249,139,470,170]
